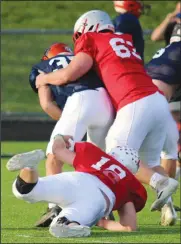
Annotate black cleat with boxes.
[106,212,115,221]
[35,206,62,227]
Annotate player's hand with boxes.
[53,134,74,153]
[35,73,47,89]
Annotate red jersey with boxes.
[73,142,147,212]
[75,32,159,111]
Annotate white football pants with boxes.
[161,115,179,160]
[12,172,115,227]
[46,88,114,155]
[106,92,174,168]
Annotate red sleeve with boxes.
[74,33,97,59]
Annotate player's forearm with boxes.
[52,136,76,165]
[41,102,62,120]
[42,103,62,121]
[151,15,172,41]
[97,219,135,232]
[45,52,93,86]
[45,68,71,86]
[53,147,75,166]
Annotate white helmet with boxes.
[73,10,115,37]
[109,146,140,174]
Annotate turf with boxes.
[1,0,178,112]
[1,142,180,243]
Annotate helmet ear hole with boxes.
[88,25,94,31]
[73,32,82,42]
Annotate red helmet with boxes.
[42,42,73,60]
[113,0,143,18]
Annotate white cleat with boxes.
[6,150,45,171]
[150,178,178,212]
[160,202,177,226]
[49,216,91,238]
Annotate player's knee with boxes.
[12,176,37,202]
[15,175,37,194]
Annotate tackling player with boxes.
[7,135,147,238]
[29,42,114,227]
[146,23,181,225]
[35,10,178,212]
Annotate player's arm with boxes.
[97,202,137,231]
[151,8,179,42]
[52,135,76,166]
[38,85,62,120]
[36,52,93,88]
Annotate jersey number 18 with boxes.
[92,156,126,184]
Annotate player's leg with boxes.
[138,127,178,225]
[34,154,63,227]
[86,87,114,150]
[7,149,102,236]
[161,116,179,178]
[137,94,178,213]
[85,88,115,220]
[106,92,178,211]
[35,154,63,227]
[38,93,87,226]
[49,173,114,238]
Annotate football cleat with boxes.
[6,150,45,171]
[160,202,177,226]
[150,178,178,211]
[35,206,62,227]
[107,212,115,221]
[49,216,91,238]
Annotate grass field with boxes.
[1,0,178,112]
[1,142,180,243]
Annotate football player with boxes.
[7,135,147,238]
[35,10,178,212]
[112,0,148,60]
[29,42,114,227]
[146,23,181,225]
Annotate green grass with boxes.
[1,1,177,112]
[1,142,180,243]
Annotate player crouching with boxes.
[7,136,147,237]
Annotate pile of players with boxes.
[7,0,181,238]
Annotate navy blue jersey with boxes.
[113,13,144,60]
[146,42,181,102]
[29,54,104,110]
